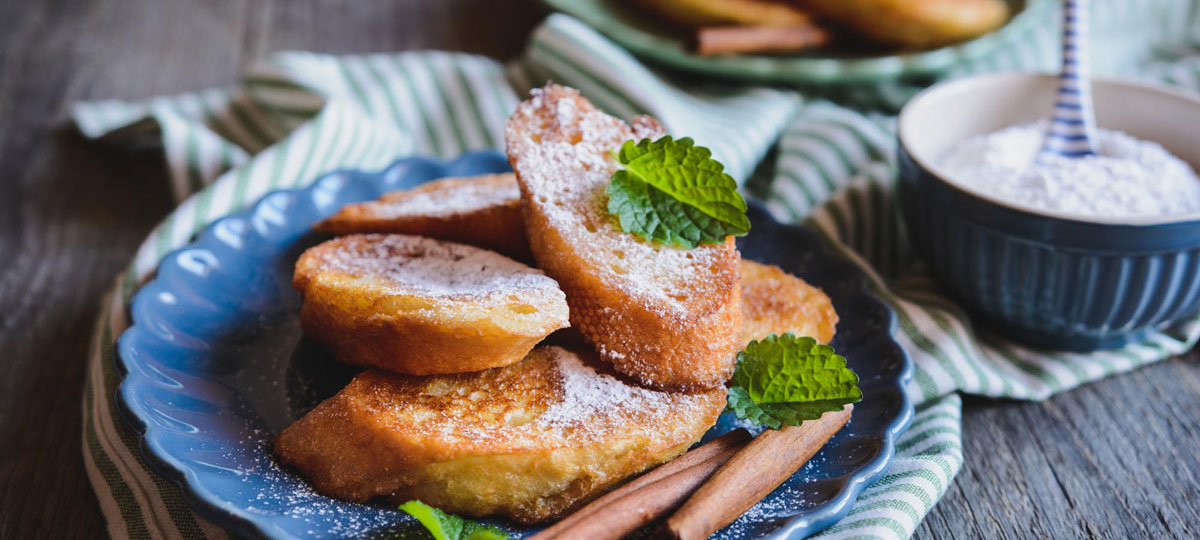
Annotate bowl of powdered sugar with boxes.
[897,72,1200,351]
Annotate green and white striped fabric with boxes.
[75,4,1200,539]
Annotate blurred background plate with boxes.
[541,0,1051,84]
[115,151,912,539]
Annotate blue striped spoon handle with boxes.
[1039,0,1099,162]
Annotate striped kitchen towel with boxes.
[74,3,1200,539]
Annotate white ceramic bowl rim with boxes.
[898,71,1200,227]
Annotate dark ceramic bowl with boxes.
[897,72,1200,351]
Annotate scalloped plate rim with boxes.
[114,150,914,540]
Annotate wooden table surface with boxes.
[2,1,1197,538]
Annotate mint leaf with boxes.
[398,500,513,540]
[398,501,462,540]
[727,333,862,429]
[607,136,749,248]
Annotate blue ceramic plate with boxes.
[116,151,913,540]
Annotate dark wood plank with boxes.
[0,2,543,539]
[261,0,544,59]
[0,0,246,536]
[2,1,1198,539]
[914,354,1200,539]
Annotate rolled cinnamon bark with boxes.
[531,429,752,540]
[664,405,854,540]
[694,24,831,56]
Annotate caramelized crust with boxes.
[314,173,531,261]
[274,347,725,523]
[739,259,838,345]
[797,0,1008,48]
[293,234,568,375]
[504,84,742,391]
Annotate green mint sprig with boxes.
[398,500,513,540]
[606,136,750,248]
[726,333,862,430]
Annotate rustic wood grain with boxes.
[0,2,543,539]
[0,1,1197,539]
[914,355,1200,540]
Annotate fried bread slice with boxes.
[740,259,838,345]
[273,346,726,523]
[505,84,742,391]
[797,0,1008,48]
[293,234,568,375]
[314,173,531,261]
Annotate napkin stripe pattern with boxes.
[75,3,1200,539]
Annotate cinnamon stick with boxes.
[531,429,752,540]
[664,405,854,540]
[693,25,831,56]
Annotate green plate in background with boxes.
[540,0,1052,84]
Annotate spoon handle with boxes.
[1039,0,1099,162]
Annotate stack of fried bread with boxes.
[274,84,838,524]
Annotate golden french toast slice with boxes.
[293,234,568,375]
[740,259,838,345]
[314,173,530,261]
[273,346,726,523]
[505,84,742,391]
[797,0,1008,48]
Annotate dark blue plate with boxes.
[116,151,913,540]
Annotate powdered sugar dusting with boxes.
[372,174,519,218]
[939,120,1200,217]
[504,85,740,389]
[506,85,734,312]
[312,234,557,298]
[228,423,411,538]
[537,346,670,428]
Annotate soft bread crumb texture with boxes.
[505,84,742,391]
[739,259,838,345]
[273,346,725,523]
[314,173,530,261]
[293,234,568,375]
